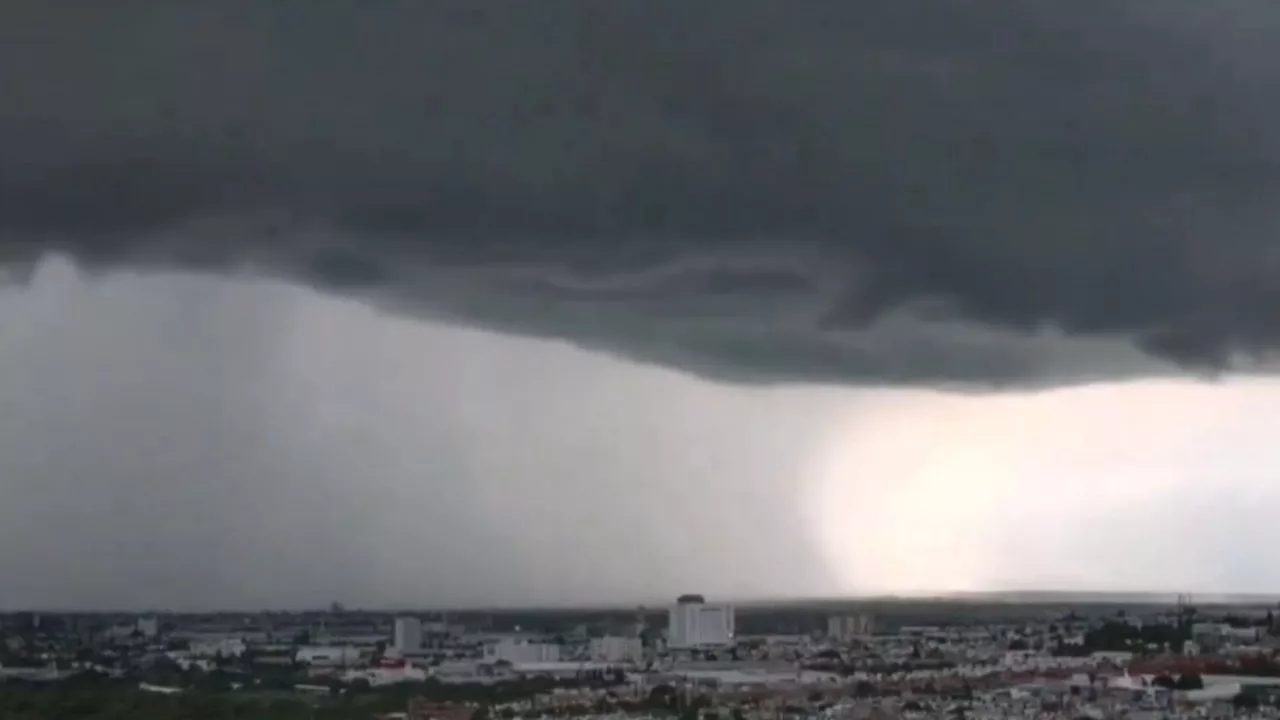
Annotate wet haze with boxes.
[3,1,1280,608]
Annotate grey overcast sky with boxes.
[3,1,1280,609]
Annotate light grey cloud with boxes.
[2,1,1280,383]
[0,263,841,610]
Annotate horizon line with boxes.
[5,590,1279,615]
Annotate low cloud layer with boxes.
[4,1,1280,384]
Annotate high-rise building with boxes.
[393,617,422,654]
[667,594,734,648]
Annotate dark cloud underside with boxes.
[2,0,1280,383]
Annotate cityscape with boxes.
[4,594,1280,718]
[6,1,1280,720]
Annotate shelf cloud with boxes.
[3,0,1280,385]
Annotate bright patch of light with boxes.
[803,379,1280,595]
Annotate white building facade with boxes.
[667,594,734,648]
[483,639,562,664]
[590,635,644,663]
[827,613,874,642]
[295,645,362,666]
[188,638,247,659]
[393,617,422,654]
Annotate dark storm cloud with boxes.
[3,0,1280,383]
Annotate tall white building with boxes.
[667,594,734,648]
[393,617,422,654]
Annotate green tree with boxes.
[1175,673,1204,691]
[1234,692,1260,710]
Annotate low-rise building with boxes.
[295,645,361,667]
[484,639,562,664]
[590,636,643,663]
